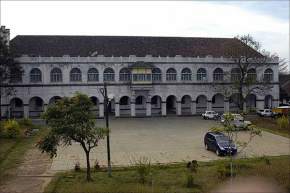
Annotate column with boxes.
[99,103,104,118]
[146,102,151,116]
[207,100,212,111]
[24,105,29,118]
[177,101,181,116]
[115,103,120,117]
[191,101,196,115]
[256,100,264,110]
[224,99,229,113]
[161,101,166,116]
[131,102,136,117]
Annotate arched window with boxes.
[181,68,192,81]
[120,96,130,105]
[247,68,256,82]
[87,68,99,82]
[104,68,115,82]
[166,68,177,81]
[50,68,62,82]
[30,68,42,82]
[119,68,131,81]
[197,68,207,81]
[264,68,273,82]
[231,68,241,82]
[152,68,162,82]
[70,68,82,82]
[213,68,224,81]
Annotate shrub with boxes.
[132,156,151,184]
[186,160,198,188]
[3,119,21,138]
[94,160,100,171]
[74,161,81,172]
[18,118,33,135]
[276,116,289,129]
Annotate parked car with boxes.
[202,111,219,120]
[204,132,237,156]
[220,113,244,123]
[220,113,251,129]
[256,109,275,117]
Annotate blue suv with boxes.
[204,132,237,156]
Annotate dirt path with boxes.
[0,147,53,193]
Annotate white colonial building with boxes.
[0,26,279,119]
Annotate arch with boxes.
[119,96,130,116]
[104,67,115,82]
[212,93,224,112]
[50,68,62,82]
[246,94,256,110]
[49,96,62,105]
[181,95,192,115]
[9,97,24,118]
[166,95,177,114]
[213,68,224,81]
[196,95,207,113]
[151,95,162,115]
[197,68,207,81]
[264,68,273,82]
[70,68,82,82]
[88,68,99,82]
[229,93,242,112]
[30,68,42,82]
[135,95,146,115]
[231,68,241,82]
[29,96,44,118]
[264,95,273,109]
[181,68,192,81]
[166,68,177,81]
[119,68,131,81]
[247,68,257,82]
[152,68,162,82]
[90,96,99,116]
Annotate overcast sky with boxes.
[1,1,289,69]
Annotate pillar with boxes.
[177,101,181,115]
[161,101,166,116]
[99,103,104,118]
[146,102,151,116]
[131,102,136,117]
[207,100,212,111]
[191,101,196,115]
[224,99,229,113]
[256,100,264,110]
[24,105,29,118]
[115,103,120,117]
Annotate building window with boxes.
[87,68,99,82]
[120,96,130,105]
[181,68,192,81]
[50,68,62,82]
[133,74,151,81]
[152,68,162,82]
[10,69,22,83]
[136,96,144,105]
[197,68,207,81]
[30,68,42,83]
[103,68,115,82]
[247,68,257,82]
[166,68,177,81]
[263,68,273,82]
[70,68,82,82]
[213,68,224,81]
[231,68,241,82]
[119,68,131,81]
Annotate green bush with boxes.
[132,156,151,184]
[3,119,21,138]
[276,116,289,129]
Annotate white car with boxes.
[220,113,244,123]
[202,111,219,119]
[257,109,274,117]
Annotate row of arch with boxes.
[7,94,274,118]
[15,67,274,83]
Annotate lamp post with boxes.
[99,83,112,177]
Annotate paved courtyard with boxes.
[51,116,290,171]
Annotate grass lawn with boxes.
[0,127,49,182]
[247,116,290,138]
[45,155,290,193]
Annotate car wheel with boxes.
[216,149,220,156]
[205,144,209,150]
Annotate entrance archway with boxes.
[135,95,146,116]
[90,96,99,117]
[181,95,191,115]
[10,98,24,118]
[265,95,273,109]
[166,95,176,114]
[212,94,224,112]
[151,95,162,116]
[119,96,130,116]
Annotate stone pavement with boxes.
[50,116,290,171]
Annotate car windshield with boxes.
[215,135,229,141]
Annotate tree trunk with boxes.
[85,150,92,181]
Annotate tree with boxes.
[0,35,23,120]
[216,34,273,112]
[37,93,108,181]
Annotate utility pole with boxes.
[100,83,112,177]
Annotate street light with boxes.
[99,83,112,177]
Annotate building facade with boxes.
[0,26,279,119]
